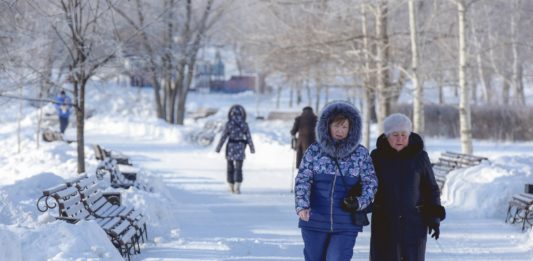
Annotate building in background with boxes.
[193,50,255,93]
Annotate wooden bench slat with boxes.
[43,184,68,196]
[119,227,137,243]
[65,174,88,186]
[76,175,98,189]
[111,219,131,235]
[55,187,79,199]
[102,217,122,231]
[513,193,533,204]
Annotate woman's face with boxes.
[387,131,410,151]
[329,120,350,141]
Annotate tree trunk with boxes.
[375,1,389,134]
[361,3,371,148]
[409,0,423,134]
[457,0,472,154]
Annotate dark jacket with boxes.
[295,101,377,233]
[290,107,317,169]
[216,105,255,160]
[370,133,444,261]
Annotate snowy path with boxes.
[86,133,533,261]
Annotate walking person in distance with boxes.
[216,104,255,194]
[290,106,317,169]
[54,90,72,134]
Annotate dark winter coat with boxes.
[370,133,444,261]
[295,101,378,233]
[290,107,317,169]
[216,105,255,161]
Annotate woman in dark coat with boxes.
[370,113,445,261]
[290,106,318,169]
[294,101,377,261]
[216,105,255,194]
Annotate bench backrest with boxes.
[75,175,110,212]
[94,144,105,161]
[266,111,300,121]
[39,182,91,220]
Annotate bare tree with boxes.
[52,0,121,173]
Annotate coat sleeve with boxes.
[290,117,300,136]
[294,145,315,214]
[215,123,229,153]
[245,123,255,153]
[356,146,378,211]
[420,151,445,220]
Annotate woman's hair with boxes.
[329,113,351,127]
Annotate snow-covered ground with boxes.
[0,84,532,260]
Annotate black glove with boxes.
[428,222,440,240]
[341,196,359,212]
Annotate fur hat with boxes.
[383,113,412,136]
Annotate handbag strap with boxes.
[331,157,352,192]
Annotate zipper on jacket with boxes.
[330,169,338,232]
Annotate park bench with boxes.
[431,151,488,191]
[188,107,218,120]
[93,144,132,165]
[505,184,533,231]
[96,157,153,192]
[42,129,75,143]
[189,119,224,146]
[266,111,300,121]
[36,174,144,260]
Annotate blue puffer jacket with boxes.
[55,94,72,119]
[294,101,378,232]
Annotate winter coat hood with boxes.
[228,104,246,122]
[316,101,362,158]
[375,132,424,158]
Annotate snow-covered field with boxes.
[0,84,532,260]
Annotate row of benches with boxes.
[37,174,147,260]
[93,144,152,191]
[431,151,533,232]
[431,151,488,191]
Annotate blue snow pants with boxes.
[59,117,69,134]
[301,228,358,261]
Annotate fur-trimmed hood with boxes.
[228,104,247,122]
[316,101,362,158]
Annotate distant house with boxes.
[192,50,255,93]
[193,51,225,92]
[214,76,255,93]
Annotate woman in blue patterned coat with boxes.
[294,101,378,261]
[216,104,255,194]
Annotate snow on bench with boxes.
[36,174,144,260]
[505,184,533,232]
[431,151,488,192]
[188,107,218,120]
[266,111,300,121]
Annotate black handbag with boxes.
[291,136,298,150]
[333,158,371,227]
